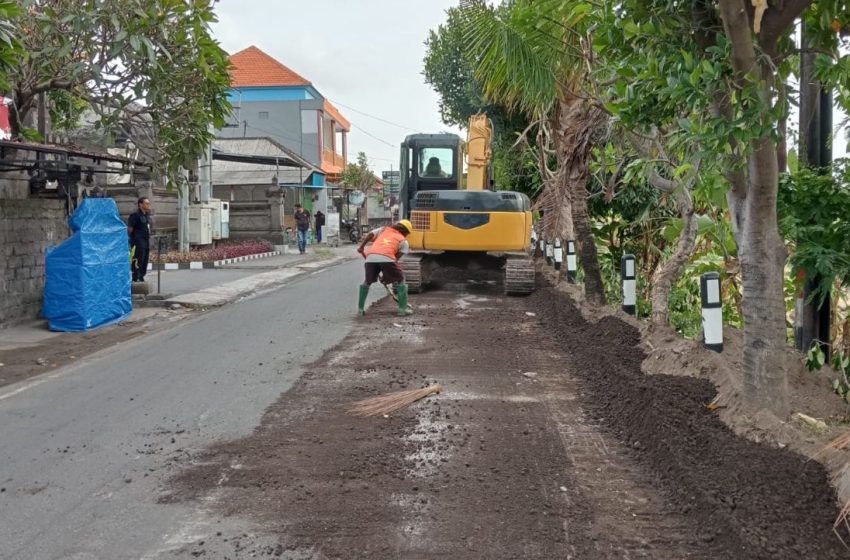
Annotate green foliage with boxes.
[341,152,378,190]
[423,4,540,199]
[0,0,20,91]
[778,161,850,306]
[423,6,496,128]
[807,347,850,403]
[807,345,828,371]
[47,90,88,132]
[11,0,232,186]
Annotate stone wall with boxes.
[109,183,178,244]
[0,195,69,326]
[226,189,287,244]
[0,148,176,326]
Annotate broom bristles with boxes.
[347,384,442,417]
[828,430,850,451]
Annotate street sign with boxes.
[382,170,400,197]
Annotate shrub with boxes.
[152,239,274,263]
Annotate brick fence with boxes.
[0,197,69,325]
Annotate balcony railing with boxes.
[321,148,346,172]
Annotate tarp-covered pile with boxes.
[43,198,132,331]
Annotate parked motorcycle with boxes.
[341,219,361,243]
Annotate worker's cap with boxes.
[396,219,413,234]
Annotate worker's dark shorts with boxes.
[365,262,404,285]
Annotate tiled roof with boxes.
[323,100,351,131]
[229,46,311,88]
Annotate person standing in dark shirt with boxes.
[128,197,152,282]
[293,203,311,254]
[314,210,325,244]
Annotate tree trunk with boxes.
[731,138,789,416]
[719,0,790,417]
[557,96,606,304]
[650,190,697,326]
[570,168,605,304]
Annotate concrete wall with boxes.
[0,192,69,326]
[218,99,323,166]
[226,188,286,244]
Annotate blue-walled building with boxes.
[219,46,351,184]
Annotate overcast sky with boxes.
[210,0,463,174]
[210,2,848,169]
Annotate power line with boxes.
[327,99,420,132]
[352,123,397,148]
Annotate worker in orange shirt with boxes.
[357,219,414,316]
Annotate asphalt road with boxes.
[0,259,379,560]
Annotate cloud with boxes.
[212,0,464,170]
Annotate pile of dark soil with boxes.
[529,286,849,559]
[427,251,504,286]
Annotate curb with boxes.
[147,251,281,271]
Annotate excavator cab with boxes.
[399,133,464,215]
[397,120,535,295]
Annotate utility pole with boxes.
[795,20,833,357]
[178,168,190,252]
[198,125,213,204]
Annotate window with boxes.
[417,147,454,179]
[258,111,269,120]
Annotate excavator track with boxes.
[400,253,427,293]
[504,255,535,295]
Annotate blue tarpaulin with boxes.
[43,198,132,332]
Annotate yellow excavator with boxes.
[398,114,535,294]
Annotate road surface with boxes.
[0,259,371,560]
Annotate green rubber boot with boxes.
[358,284,370,315]
[397,283,413,316]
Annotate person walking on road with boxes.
[128,196,152,282]
[314,210,325,244]
[357,219,414,317]
[294,203,311,254]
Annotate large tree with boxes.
[341,152,379,192]
[423,5,540,197]
[0,0,20,91]
[461,0,607,304]
[10,0,232,184]
[710,0,845,416]
[594,0,850,415]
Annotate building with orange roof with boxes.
[219,46,351,185]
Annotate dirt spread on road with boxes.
[163,283,849,559]
[0,308,191,390]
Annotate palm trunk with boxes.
[570,169,605,304]
[650,190,697,325]
[557,96,606,304]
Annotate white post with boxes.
[538,237,545,258]
[545,240,553,266]
[553,238,563,271]
[621,254,636,316]
[701,272,723,352]
[566,239,577,283]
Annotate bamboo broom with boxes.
[347,384,443,417]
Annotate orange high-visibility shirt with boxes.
[365,227,406,261]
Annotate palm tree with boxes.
[460,0,606,303]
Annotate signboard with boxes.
[348,190,365,206]
[382,170,400,198]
